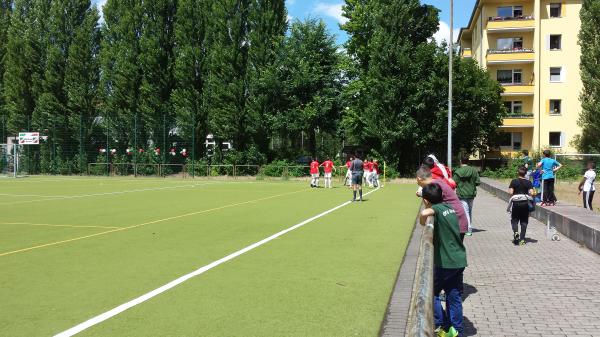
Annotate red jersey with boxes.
[431,165,456,189]
[310,161,319,174]
[372,162,379,174]
[364,161,372,171]
[346,161,352,169]
[322,160,334,173]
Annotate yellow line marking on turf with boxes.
[0,222,120,230]
[0,188,308,258]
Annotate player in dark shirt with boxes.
[350,155,364,202]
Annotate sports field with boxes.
[0,177,419,337]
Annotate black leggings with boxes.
[511,202,529,240]
[583,191,595,209]
[543,178,557,203]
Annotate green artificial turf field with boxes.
[0,177,419,337]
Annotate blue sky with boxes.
[93,0,477,45]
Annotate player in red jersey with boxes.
[310,158,320,188]
[371,159,380,188]
[363,159,371,185]
[320,158,337,188]
[345,157,354,187]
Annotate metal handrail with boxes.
[406,216,434,337]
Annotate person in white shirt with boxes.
[578,162,596,210]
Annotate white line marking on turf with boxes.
[53,188,380,337]
[0,182,218,206]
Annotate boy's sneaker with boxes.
[446,327,459,337]
[520,239,526,246]
[434,327,447,337]
[513,232,520,245]
[465,230,473,236]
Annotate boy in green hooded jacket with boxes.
[454,157,480,235]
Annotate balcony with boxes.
[487,16,535,32]
[487,49,535,64]
[461,48,472,58]
[501,83,534,96]
[502,113,534,128]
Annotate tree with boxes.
[138,0,176,155]
[341,0,375,71]
[576,0,600,152]
[271,19,342,157]
[64,5,101,171]
[171,0,212,159]
[3,0,51,133]
[99,0,143,151]
[244,0,287,156]
[342,0,505,172]
[0,0,12,132]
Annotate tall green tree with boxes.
[138,0,176,154]
[577,0,600,152]
[271,19,342,157]
[171,0,211,157]
[3,0,51,133]
[64,5,101,170]
[244,0,287,155]
[0,0,12,131]
[341,0,375,71]
[33,0,99,172]
[100,0,143,150]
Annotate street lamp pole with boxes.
[448,0,454,169]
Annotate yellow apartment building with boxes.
[458,0,583,156]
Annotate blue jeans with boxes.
[434,267,465,333]
[459,198,474,224]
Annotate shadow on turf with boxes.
[469,228,486,233]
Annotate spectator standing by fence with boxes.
[419,183,466,337]
[578,162,596,210]
[537,150,562,206]
[454,157,480,236]
[416,167,469,241]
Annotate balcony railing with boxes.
[505,113,534,119]
[488,48,534,54]
[488,15,534,22]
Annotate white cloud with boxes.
[432,21,460,45]
[287,14,293,22]
[314,3,348,24]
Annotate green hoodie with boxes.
[454,165,480,199]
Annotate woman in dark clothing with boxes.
[508,166,534,245]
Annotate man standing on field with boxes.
[351,155,364,202]
[320,158,336,189]
[310,158,320,188]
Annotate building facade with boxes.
[458,0,583,156]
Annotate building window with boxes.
[497,69,522,84]
[497,6,512,17]
[550,67,562,82]
[504,101,524,114]
[550,100,562,114]
[497,37,523,50]
[513,101,523,113]
[550,3,562,18]
[550,35,562,50]
[497,6,523,18]
[498,132,523,150]
[549,132,562,147]
[512,132,522,150]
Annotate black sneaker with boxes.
[513,232,520,245]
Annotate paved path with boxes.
[462,189,600,337]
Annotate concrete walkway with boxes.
[462,189,600,337]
